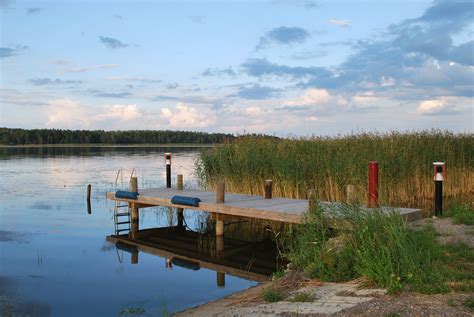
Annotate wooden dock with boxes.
[106,187,422,224]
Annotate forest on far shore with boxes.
[0,128,236,145]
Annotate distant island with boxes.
[0,128,236,145]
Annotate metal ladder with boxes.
[114,202,131,235]
[112,169,136,235]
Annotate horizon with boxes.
[1,0,473,136]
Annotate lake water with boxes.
[0,147,261,316]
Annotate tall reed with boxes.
[197,130,473,213]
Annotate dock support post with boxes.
[131,252,138,264]
[86,184,92,214]
[216,214,224,236]
[177,174,184,228]
[368,161,378,208]
[346,184,356,204]
[308,189,317,211]
[129,177,139,239]
[217,271,225,287]
[264,180,273,199]
[165,153,172,188]
[216,182,225,203]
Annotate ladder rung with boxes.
[117,205,129,208]
[115,212,130,216]
[116,229,130,232]
[116,221,130,225]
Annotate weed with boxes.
[446,204,474,225]
[447,299,457,307]
[262,288,285,303]
[289,292,315,302]
[271,270,286,281]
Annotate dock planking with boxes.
[106,187,422,224]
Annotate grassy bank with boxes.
[284,203,473,294]
[198,130,473,213]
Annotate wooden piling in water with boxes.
[217,271,225,287]
[264,180,273,199]
[177,174,184,228]
[129,177,139,239]
[86,184,92,214]
[215,214,224,236]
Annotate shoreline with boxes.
[0,143,218,148]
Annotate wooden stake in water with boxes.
[129,177,139,239]
[177,174,184,228]
[86,184,92,214]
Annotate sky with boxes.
[0,0,473,136]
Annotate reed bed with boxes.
[197,130,473,213]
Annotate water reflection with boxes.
[107,225,280,284]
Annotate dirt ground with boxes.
[177,217,474,316]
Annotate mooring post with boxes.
[346,184,356,204]
[368,161,379,208]
[215,214,224,236]
[129,177,139,239]
[433,162,445,218]
[216,182,225,203]
[264,180,273,199]
[86,184,92,214]
[308,189,317,211]
[177,174,184,228]
[165,153,172,188]
[217,271,225,287]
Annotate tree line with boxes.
[0,128,236,145]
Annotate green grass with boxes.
[446,204,474,225]
[285,204,450,294]
[262,288,286,303]
[198,130,474,213]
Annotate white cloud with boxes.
[328,19,351,27]
[160,103,216,128]
[286,88,347,110]
[45,98,143,129]
[417,98,456,115]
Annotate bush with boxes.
[262,288,286,302]
[286,204,447,293]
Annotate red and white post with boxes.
[368,161,379,208]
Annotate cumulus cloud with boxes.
[257,26,310,50]
[45,98,143,129]
[99,36,129,49]
[328,19,351,27]
[278,88,348,116]
[161,103,216,128]
[417,98,458,115]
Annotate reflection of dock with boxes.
[107,227,279,282]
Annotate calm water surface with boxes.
[0,147,257,316]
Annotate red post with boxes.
[368,161,378,207]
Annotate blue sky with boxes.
[1,0,472,135]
